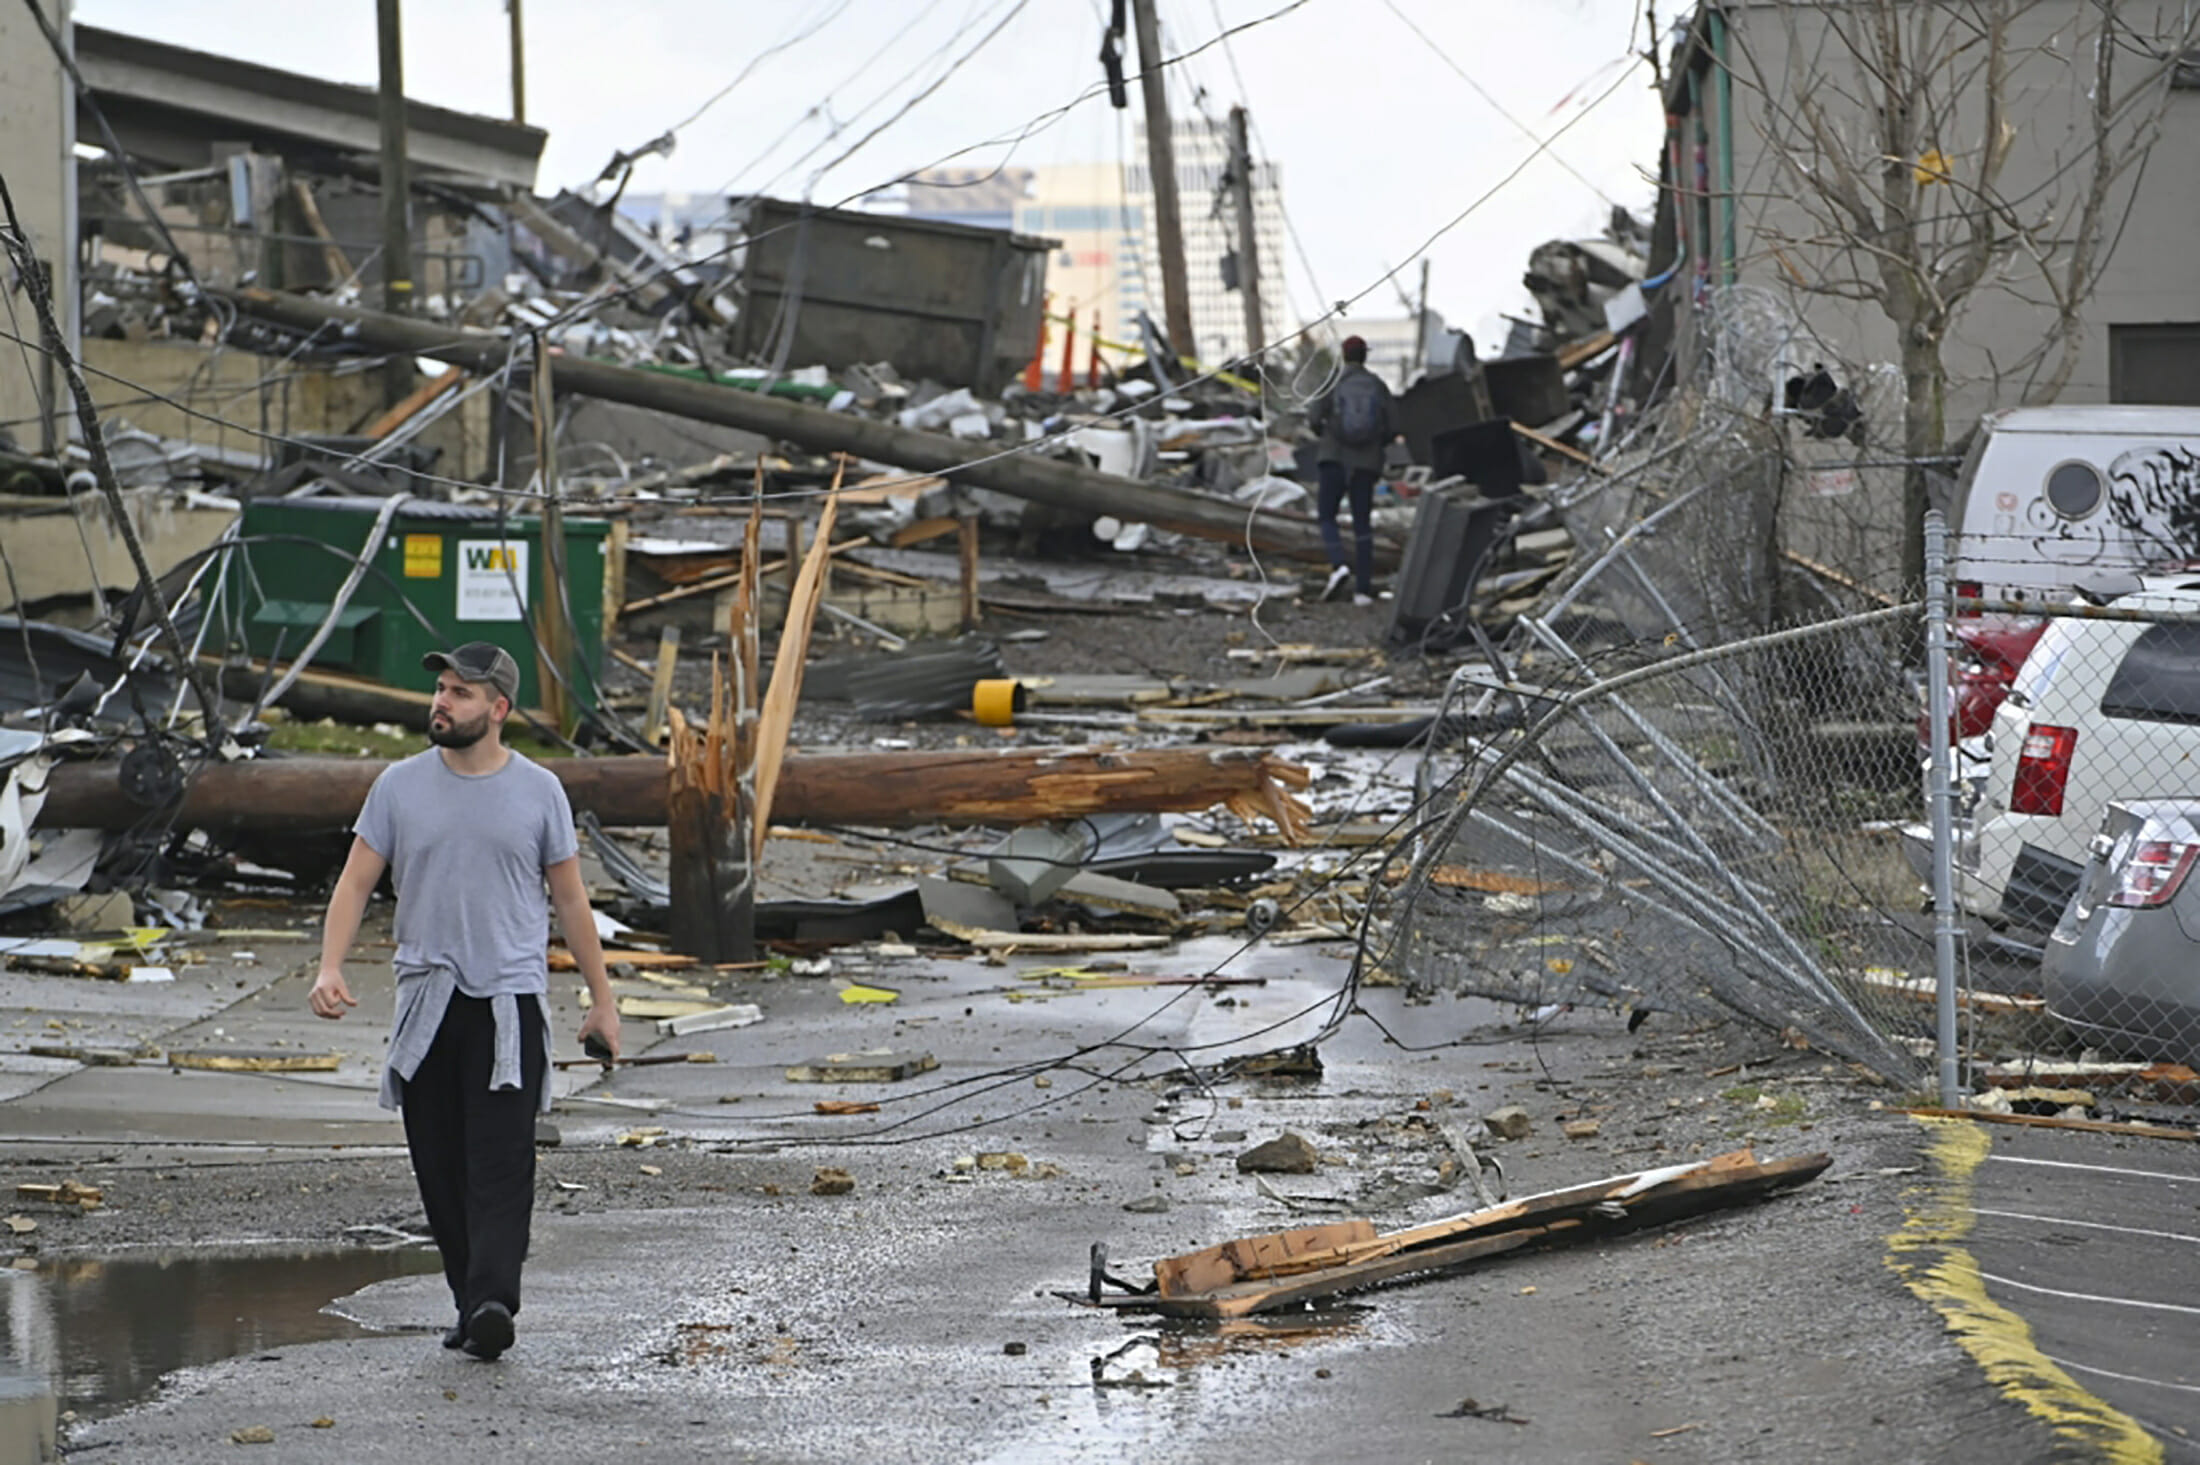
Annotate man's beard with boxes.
[428,710,491,749]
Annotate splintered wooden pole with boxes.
[642,624,680,747]
[732,474,763,895]
[958,514,981,632]
[531,334,575,734]
[783,515,804,605]
[752,459,843,859]
[664,659,754,962]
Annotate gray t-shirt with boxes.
[354,747,578,994]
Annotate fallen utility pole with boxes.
[215,288,1383,568]
[42,747,1313,839]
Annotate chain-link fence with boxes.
[1387,597,1933,1087]
[1383,509,2200,1109]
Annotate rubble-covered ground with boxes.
[13,926,2040,1465]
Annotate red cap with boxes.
[1341,334,1368,356]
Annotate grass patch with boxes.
[265,718,573,760]
[1722,1084,1808,1126]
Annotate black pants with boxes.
[1317,462,1378,596]
[401,993,545,1323]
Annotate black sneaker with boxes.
[1322,565,1351,601]
[462,1300,514,1360]
[441,1322,464,1350]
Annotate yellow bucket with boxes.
[972,678,1026,727]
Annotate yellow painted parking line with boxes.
[1890,1116,2166,1465]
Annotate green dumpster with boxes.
[222,497,608,710]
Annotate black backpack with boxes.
[1333,371,1385,447]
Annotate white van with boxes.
[1952,406,2200,603]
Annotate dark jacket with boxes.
[1308,364,1397,473]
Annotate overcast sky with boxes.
[76,0,1666,348]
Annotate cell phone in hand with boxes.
[583,1034,614,1065]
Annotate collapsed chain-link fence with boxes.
[1387,596,1934,1088]
[1384,506,2200,1104]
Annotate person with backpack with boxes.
[1306,334,1396,604]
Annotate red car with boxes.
[1920,613,2047,745]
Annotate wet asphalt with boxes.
[2,902,2193,1461]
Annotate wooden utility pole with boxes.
[1228,105,1265,362]
[44,748,1317,839]
[221,286,1401,566]
[530,334,575,733]
[1411,259,1430,376]
[374,0,414,407]
[507,0,526,124]
[1130,0,1195,358]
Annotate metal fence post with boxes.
[1923,510,1961,1106]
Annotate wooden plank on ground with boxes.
[1128,1149,1829,1318]
[1897,1108,2199,1142]
[785,1051,938,1083]
[168,1048,341,1073]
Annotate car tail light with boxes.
[2108,840,2200,908]
[2011,724,2077,815]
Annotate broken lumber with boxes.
[42,748,1314,838]
[786,1051,937,1083]
[754,469,840,849]
[215,287,1387,568]
[168,1048,341,1073]
[1898,1108,2198,1142]
[17,1180,102,1209]
[1086,1148,1829,1320]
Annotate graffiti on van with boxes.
[2025,495,2110,562]
[2105,445,2200,564]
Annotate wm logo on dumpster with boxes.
[464,545,521,572]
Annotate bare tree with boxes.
[1718,0,2200,584]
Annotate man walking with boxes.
[311,642,620,1361]
[1306,334,1397,605]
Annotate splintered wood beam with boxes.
[643,624,680,747]
[1120,1149,1831,1319]
[42,748,1314,838]
[663,484,766,962]
[753,462,842,854]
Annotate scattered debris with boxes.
[1236,1133,1321,1175]
[785,1051,938,1084]
[1483,1106,1533,1141]
[1073,1149,1830,1319]
[16,1180,102,1210]
[811,1168,856,1196]
[167,1048,340,1074]
[657,1004,763,1037]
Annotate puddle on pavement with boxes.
[0,1243,441,1424]
[1090,1303,1375,1387]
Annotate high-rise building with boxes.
[1127,117,1291,368]
[1011,163,1148,370]
[901,167,1033,234]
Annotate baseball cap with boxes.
[1341,334,1368,358]
[422,642,520,705]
